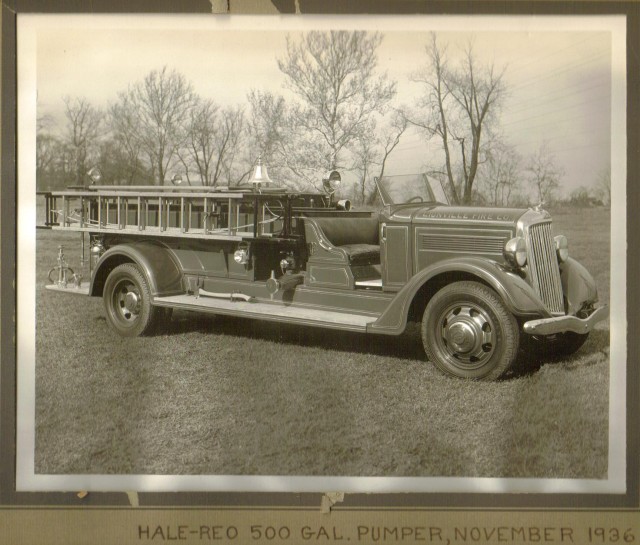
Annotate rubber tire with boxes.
[103,263,166,337]
[421,281,519,380]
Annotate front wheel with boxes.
[421,281,519,380]
[103,263,168,337]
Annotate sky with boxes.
[30,15,620,197]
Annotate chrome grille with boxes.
[526,222,564,315]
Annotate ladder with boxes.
[39,188,286,241]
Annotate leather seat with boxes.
[311,216,380,266]
[338,243,381,266]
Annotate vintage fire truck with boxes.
[39,162,608,380]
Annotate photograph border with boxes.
[1,0,639,540]
[15,11,626,497]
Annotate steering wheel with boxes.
[407,195,424,203]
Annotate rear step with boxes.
[154,294,378,332]
[45,283,90,295]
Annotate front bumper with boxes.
[523,305,609,336]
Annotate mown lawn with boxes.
[34,207,611,478]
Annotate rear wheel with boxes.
[103,263,168,337]
[421,281,519,380]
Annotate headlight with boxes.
[87,166,102,184]
[504,237,527,268]
[554,235,569,263]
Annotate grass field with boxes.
[34,207,611,479]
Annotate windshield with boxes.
[376,173,449,206]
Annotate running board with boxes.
[154,294,378,332]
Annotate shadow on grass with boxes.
[167,309,427,362]
[163,310,610,377]
[508,328,610,379]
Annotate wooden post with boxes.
[228,198,235,235]
[253,197,259,237]
[62,195,67,226]
[203,197,208,234]
[45,195,51,225]
[181,197,185,233]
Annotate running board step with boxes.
[154,294,378,332]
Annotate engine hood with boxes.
[387,204,532,226]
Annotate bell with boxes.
[249,156,273,188]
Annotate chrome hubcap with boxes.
[440,304,495,367]
[114,281,141,322]
[447,322,477,352]
[124,291,140,313]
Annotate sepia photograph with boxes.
[16,13,626,494]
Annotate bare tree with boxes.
[108,99,151,184]
[37,109,74,190]
[594,168,611,206]
[352,111,408,204]
[351,136,378,204]
[526,142,564,205]
[97,136,154,186]
[37,112,55,133]
[411,33,506,204]
[178,98,220,186]
[569,185,593,207]
[277,30,397,185]
[245,90,321,190]
[36,133,57,175]
[215,106,247,186]
[178,101,248,187]
[477,141,521,206]
[243,90,287,186]
[113,67,196,185]
[246,90,288,163]
[36,113,59,188]
[63,96,102,185]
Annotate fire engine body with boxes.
[39,172,608,380]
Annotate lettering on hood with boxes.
[419,211,517,221]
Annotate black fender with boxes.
[560,257,598,315]
[368,256,550,335]
[90,240,184,298]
